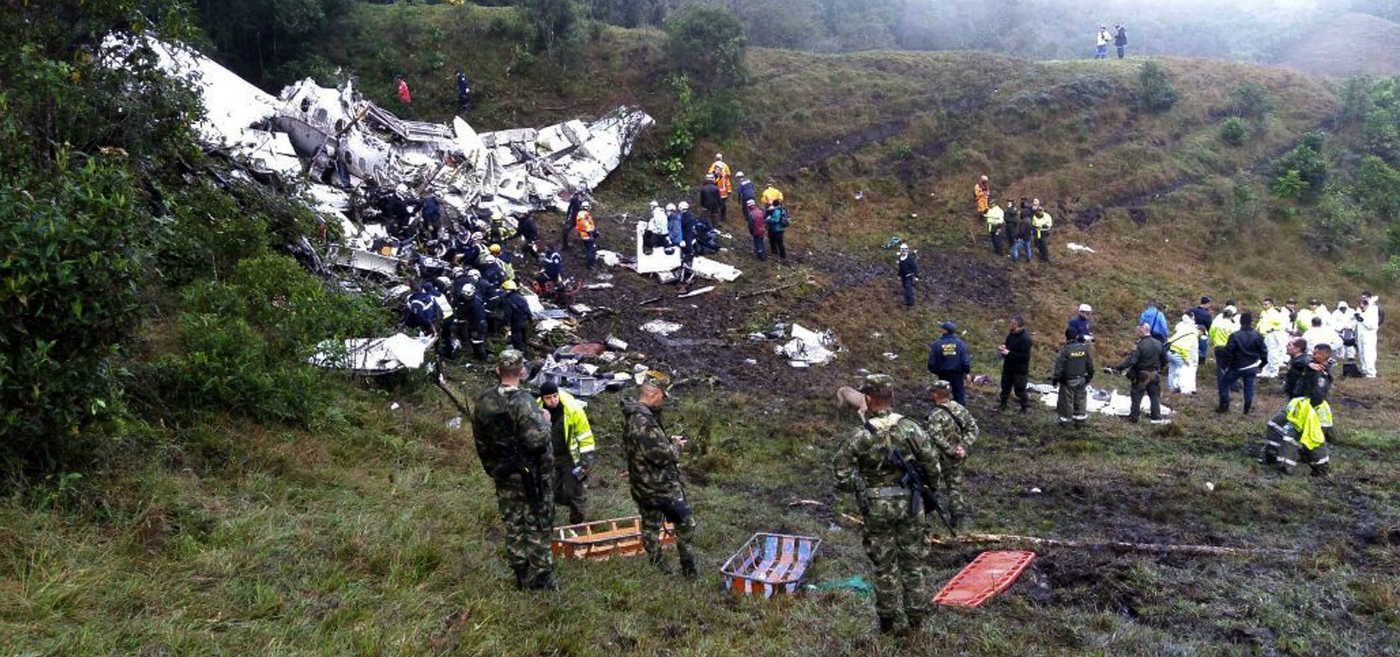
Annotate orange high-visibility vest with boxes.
[575,211,595,238]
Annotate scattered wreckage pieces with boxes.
[309,333,436,374]
[1036,384,1174,417]
[326,245,401,277]
[641,320,683,336]
[1067,242,1097,254]
[778,323,840,368]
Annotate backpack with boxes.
[1341,327,1357,347]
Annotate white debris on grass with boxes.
[1038,385,1174,417]
[309,333,436,374]
[1067,242,1097,254]
[779,323,839,367]
[641,320,683,336]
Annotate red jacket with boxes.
[747,205,767,237]
[397,79,412,104]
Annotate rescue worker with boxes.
[1294,300,1316,334]
[538,382,596,525]
[503,280,532,357]
[699,174,722,225]
[1031,202,1053,263]
[710,154,732,224]
[396,75,412,104]
[765,200,790,261]
[1259,297,1292,378]
[1331,301,1357,366]
[645,200,669,253]
[973,175,990,219]
[1191,296,1214,365]
[575,201,597,269]
[1301,316,1341,355]
[1209,304,1240,381]
[997,315,1032,412]
[1357,296,1380,378]
[1095,26,1110,59]
[1051,329,1094,425]
[746,199,767,261]
[563,190,583,249]
[984,201,1006,255]
[926,322,972,405]
[542,245,563,286]
[1138,301,1169,343]
[926,379,978,529]
[735,171,757,206]
[761,181,784,208]
[1110,323,1170,424]
[1114,24,1128,59]
[1166,312,1200,395]
[898,243,918,308]
[455,70,471,111]
[679,201,698,266]
[666,203,683,249]
[489,244,515,283]
[451,274,489,360]
[833,374,940,634]
[1282,337,1311,398]
[1262,344,1333,476]
[620,372,698,578]
[1068,304,1094,342]
[404,282,441,335]
[516,213,540,257]
[1217,311,1266,415]
[471,350,555,590]
[1002,198,1020,254]
[1311,299,1332,329]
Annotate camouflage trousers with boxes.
[636,495,697,571]
[495,483,554,581]
[861,504,934,628]
[939,456,968,521]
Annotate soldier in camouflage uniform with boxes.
[834,374,942,634]
[620,373,699,577]
[924,379,979,529]
[471,349,557,590]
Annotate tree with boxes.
[664,5,748,93]
[1137,61,1178,113]
[194,0,353,88]
[521,0,581,59]
[1220,118,1248,146]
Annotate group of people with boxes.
[1095,24,1128,59]
[976,176,1055,264]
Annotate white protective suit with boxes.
[1358,302,1380,377]
[1260,306,1292,378]
[1312,304,1331,330]
[648,205,670,239]
[1331,303,1357,363]
[1166,316,1200,394]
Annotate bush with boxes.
[1137,61,1177,113]
[520,0,581,59]
[1228,81,1274,118]
[664,5,748,93]
[1357,155,1400,220]
[1383,256,1400,283]
[1303,190,1364,254]
[1220,117,1248,146]
[1271,142,1329,201]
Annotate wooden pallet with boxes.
[720,533,821,598]
[933,550,1036,608]
[551,516,675,561]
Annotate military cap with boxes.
[497,349,526,371]
[641,370,671,394]
[858,373,895,395]
[930,380,952,392]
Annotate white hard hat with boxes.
[649,200,659,208]
[395,183,409,195]
[736,171,745,178]
[715,153,723,160]
[1078,303,1093,313]
[898,243,910,251]
[678,201,689,210]
[582,201,592,209]
[665,203,676,212]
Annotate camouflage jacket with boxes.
[834,410,941,522]
[471,385,552,488]
[620,399,684,501]
[924,401,979,459]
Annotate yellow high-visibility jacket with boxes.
[1258,307,1290,334]
[1031,212,1053,238]
[761,186,784,207]
[1286,397,1331,450]
[1209,315,1239,348]
[539,390,596,463]
[1294,308,1314,333]
[984,205,1005,231]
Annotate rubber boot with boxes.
[1214,402,1229,414]
[679,553,698,579]
[878,617,898,634]
[512,565,527,590]
[1242,400,1252,416]
[529,571,559,592]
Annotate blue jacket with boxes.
[1138,306,1169,342]
[404,291,440,329]
[680,211,698,244]
[1068,315,1092,341]
[1190,306,1213,331]
[543,250,563,281]
[765,206,789,233]
[927,334,972,375]
[667,212,683,245]
[737,180,757,204]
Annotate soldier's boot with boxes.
[1310,462,1330,478]
[878,616,899,634]
[649,551,674,575]
[1242,400,1252,416]
[679,553,698,579]
[512,565,527,590]
[528,571,559,592]
[905,613,925,633]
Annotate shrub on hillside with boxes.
[1271,140,1329,202]
[1220,118,1249,146]
[520,0,581,59]
[1357,156,1400,220]
[1302,190,1364,254]
[1137,61,1177,113]
[664,5,747,93]
[1228,81,1274,118]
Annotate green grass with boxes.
[5,3,1400,654]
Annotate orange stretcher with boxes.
[932,550,1036,608]
[550,516,675,561]
[720,533,821,598]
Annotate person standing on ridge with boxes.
[898,243,918,308]
[1114,25,1128,59]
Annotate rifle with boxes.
[489,390,550,518]
[865,420,957,536]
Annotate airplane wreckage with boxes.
[120,38,750,378]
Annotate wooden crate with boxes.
[551,516,675,561]
[720,533,821,598]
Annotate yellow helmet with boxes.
[502,279,517,291]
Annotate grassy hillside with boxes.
[4,3,1398,655]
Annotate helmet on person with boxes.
[746,199,756,207]
[458,283,476,298]
[502,279,517,291]
[665,203,677,212]
[705,173,715,181]
[582,201,592,210]
[736,171,745,179]
[489,244,502,255]
[466,270,482,282]
[678,201,689,211]
[649,200,659,208]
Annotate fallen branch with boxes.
[735,280,804,300]
[638,295,666,306]
[929,532,1292,556]
[434,374,472,416]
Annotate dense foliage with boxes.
[193,0,354,87]
[1137,61,1178,113]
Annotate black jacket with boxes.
[699,183,722,211]
[898,254,918,281]
[1003,329,1032,375]
[1296,362,1333,405]
[1116,336,1168,374]
[1222,328,1266,371]
[1190,306,1213,332]
[1052,340,1094,384]
[1114,28,1127,46]
[1283,354,1310,397]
